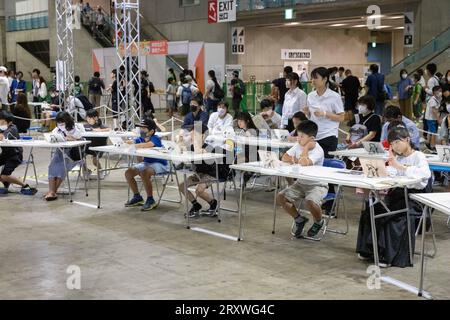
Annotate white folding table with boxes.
[0,139,91,202]
[409,193,450,299]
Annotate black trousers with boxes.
[317,136,338,159]
[33,97,41,120]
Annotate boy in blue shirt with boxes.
[125,118,168,211]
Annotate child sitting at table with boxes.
[0,111,37,195]
[178,126,231,218]
[277,120,329,238]
[84,109,110,180]
[356,126,432,268]
[259,99,282,130]
[40,88,63,133]
[124,118,168,211]
[288,111,308,142]
[44,112,84,201]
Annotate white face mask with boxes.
[218,108,226,117]
[447,104,450,113]
[436,92,443,99]
[0,125,7,131]
[447,77,450,82]
[358,104,368,114]
[402,74,408,79]
[57,124,66,132]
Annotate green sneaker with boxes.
[125,195,144,207]
[307,220,325,238]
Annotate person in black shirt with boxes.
[272,66,293,115]
[341,69,361,123]
[88,71,105,108]
[0,111,37,195]
[346,95,382,148]
[11,92,31,133]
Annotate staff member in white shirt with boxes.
[0,66,10,110]
[305,67,345,158]
[282,72,307,132]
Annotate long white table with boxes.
[89,145,227,234]
[206,135,296,149]
[330,148,450,170]
[81,131,171,139]
[409,193,450,299]
[231,161,427,296]
[0,139,91,202]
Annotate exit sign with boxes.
[208,0,236,24]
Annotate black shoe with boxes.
[186,202,202,218]
[293,216,309,238]
[307,220,325,238]
[203,199,218,217]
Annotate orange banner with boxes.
[119,41,168,56]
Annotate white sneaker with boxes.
[358,253,372,261]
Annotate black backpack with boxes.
[76,94,94,111]
[212,79,225,100]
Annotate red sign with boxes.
[148,40,168,55]
[208,0,217,24]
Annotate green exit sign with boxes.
[285,8,294,20]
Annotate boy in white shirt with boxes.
[277,120,328,238]
[424,86,442,149]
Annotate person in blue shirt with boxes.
[397,69,414,119]
[380,105,420,149]
[365,64,385,116]
[124,118,168,211]
[181,97,209,133]
[10,71,27,103]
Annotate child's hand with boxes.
[126,140,134,145]
[305,141,316,151]
[0,133,4,141]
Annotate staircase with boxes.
[386,27,450,85]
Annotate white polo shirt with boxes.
[307,88,344,141]
[282,87,307,128]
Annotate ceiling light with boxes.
[330,23,348,27]
[352,24,367,28]
[394,26,405,30]
[374,25,392,29]
[285,22,300,26]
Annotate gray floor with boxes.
[1,128,450,300]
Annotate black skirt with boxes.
[356,188,424,268]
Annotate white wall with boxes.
[6,0,48,16]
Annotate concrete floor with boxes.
[1,115,449,300]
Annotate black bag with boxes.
[69,146,84,161]
[76,94,94,111]
[148,81,155,94]
[212,80,225,100]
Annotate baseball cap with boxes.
[185,75,193,82]
[136,118,157,131]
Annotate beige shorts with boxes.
[280,182,329,207]
[185,173,216,188]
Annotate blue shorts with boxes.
[426,120,438,133]
[133,162,168,175]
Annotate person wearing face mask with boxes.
[424,86,443,150]
[356,126,431,268]
[0,111,37,196]
[45,112,83,201]
[397,69,414,119]
[380,105,421,150]
[10,71,27,103]
[282,72,307,132]
[346,95,381,149]
[124,118,168,211]
[40,88,63,132]
[181,98,209,133]
[438,97,450,145]
[207,101,233,136]
[259,99,281,130]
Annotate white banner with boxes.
[281,49,312,60]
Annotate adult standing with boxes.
[230,70,245,116]
[272,66,293,115]
[423,63,440,138]
[10,71,27,104]
[397,69,414,119]
[365,64,386,116]
[0,67,10,110]
[140,70,155,115]
[31,68,41,119]
[341,69,361,123]
[204,70,222,114]
[88,71,105,108]
[282,72,307,132]
[305,67,345,158]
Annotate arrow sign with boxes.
[208,0,217,24]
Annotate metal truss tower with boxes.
[114,0,142,130]
[55,0,75,104]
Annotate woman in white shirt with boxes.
[45,112,84,202]
[282,72,307,132]
[304,67,345,158]
[38,77,48,101]
[357,126,431,268]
